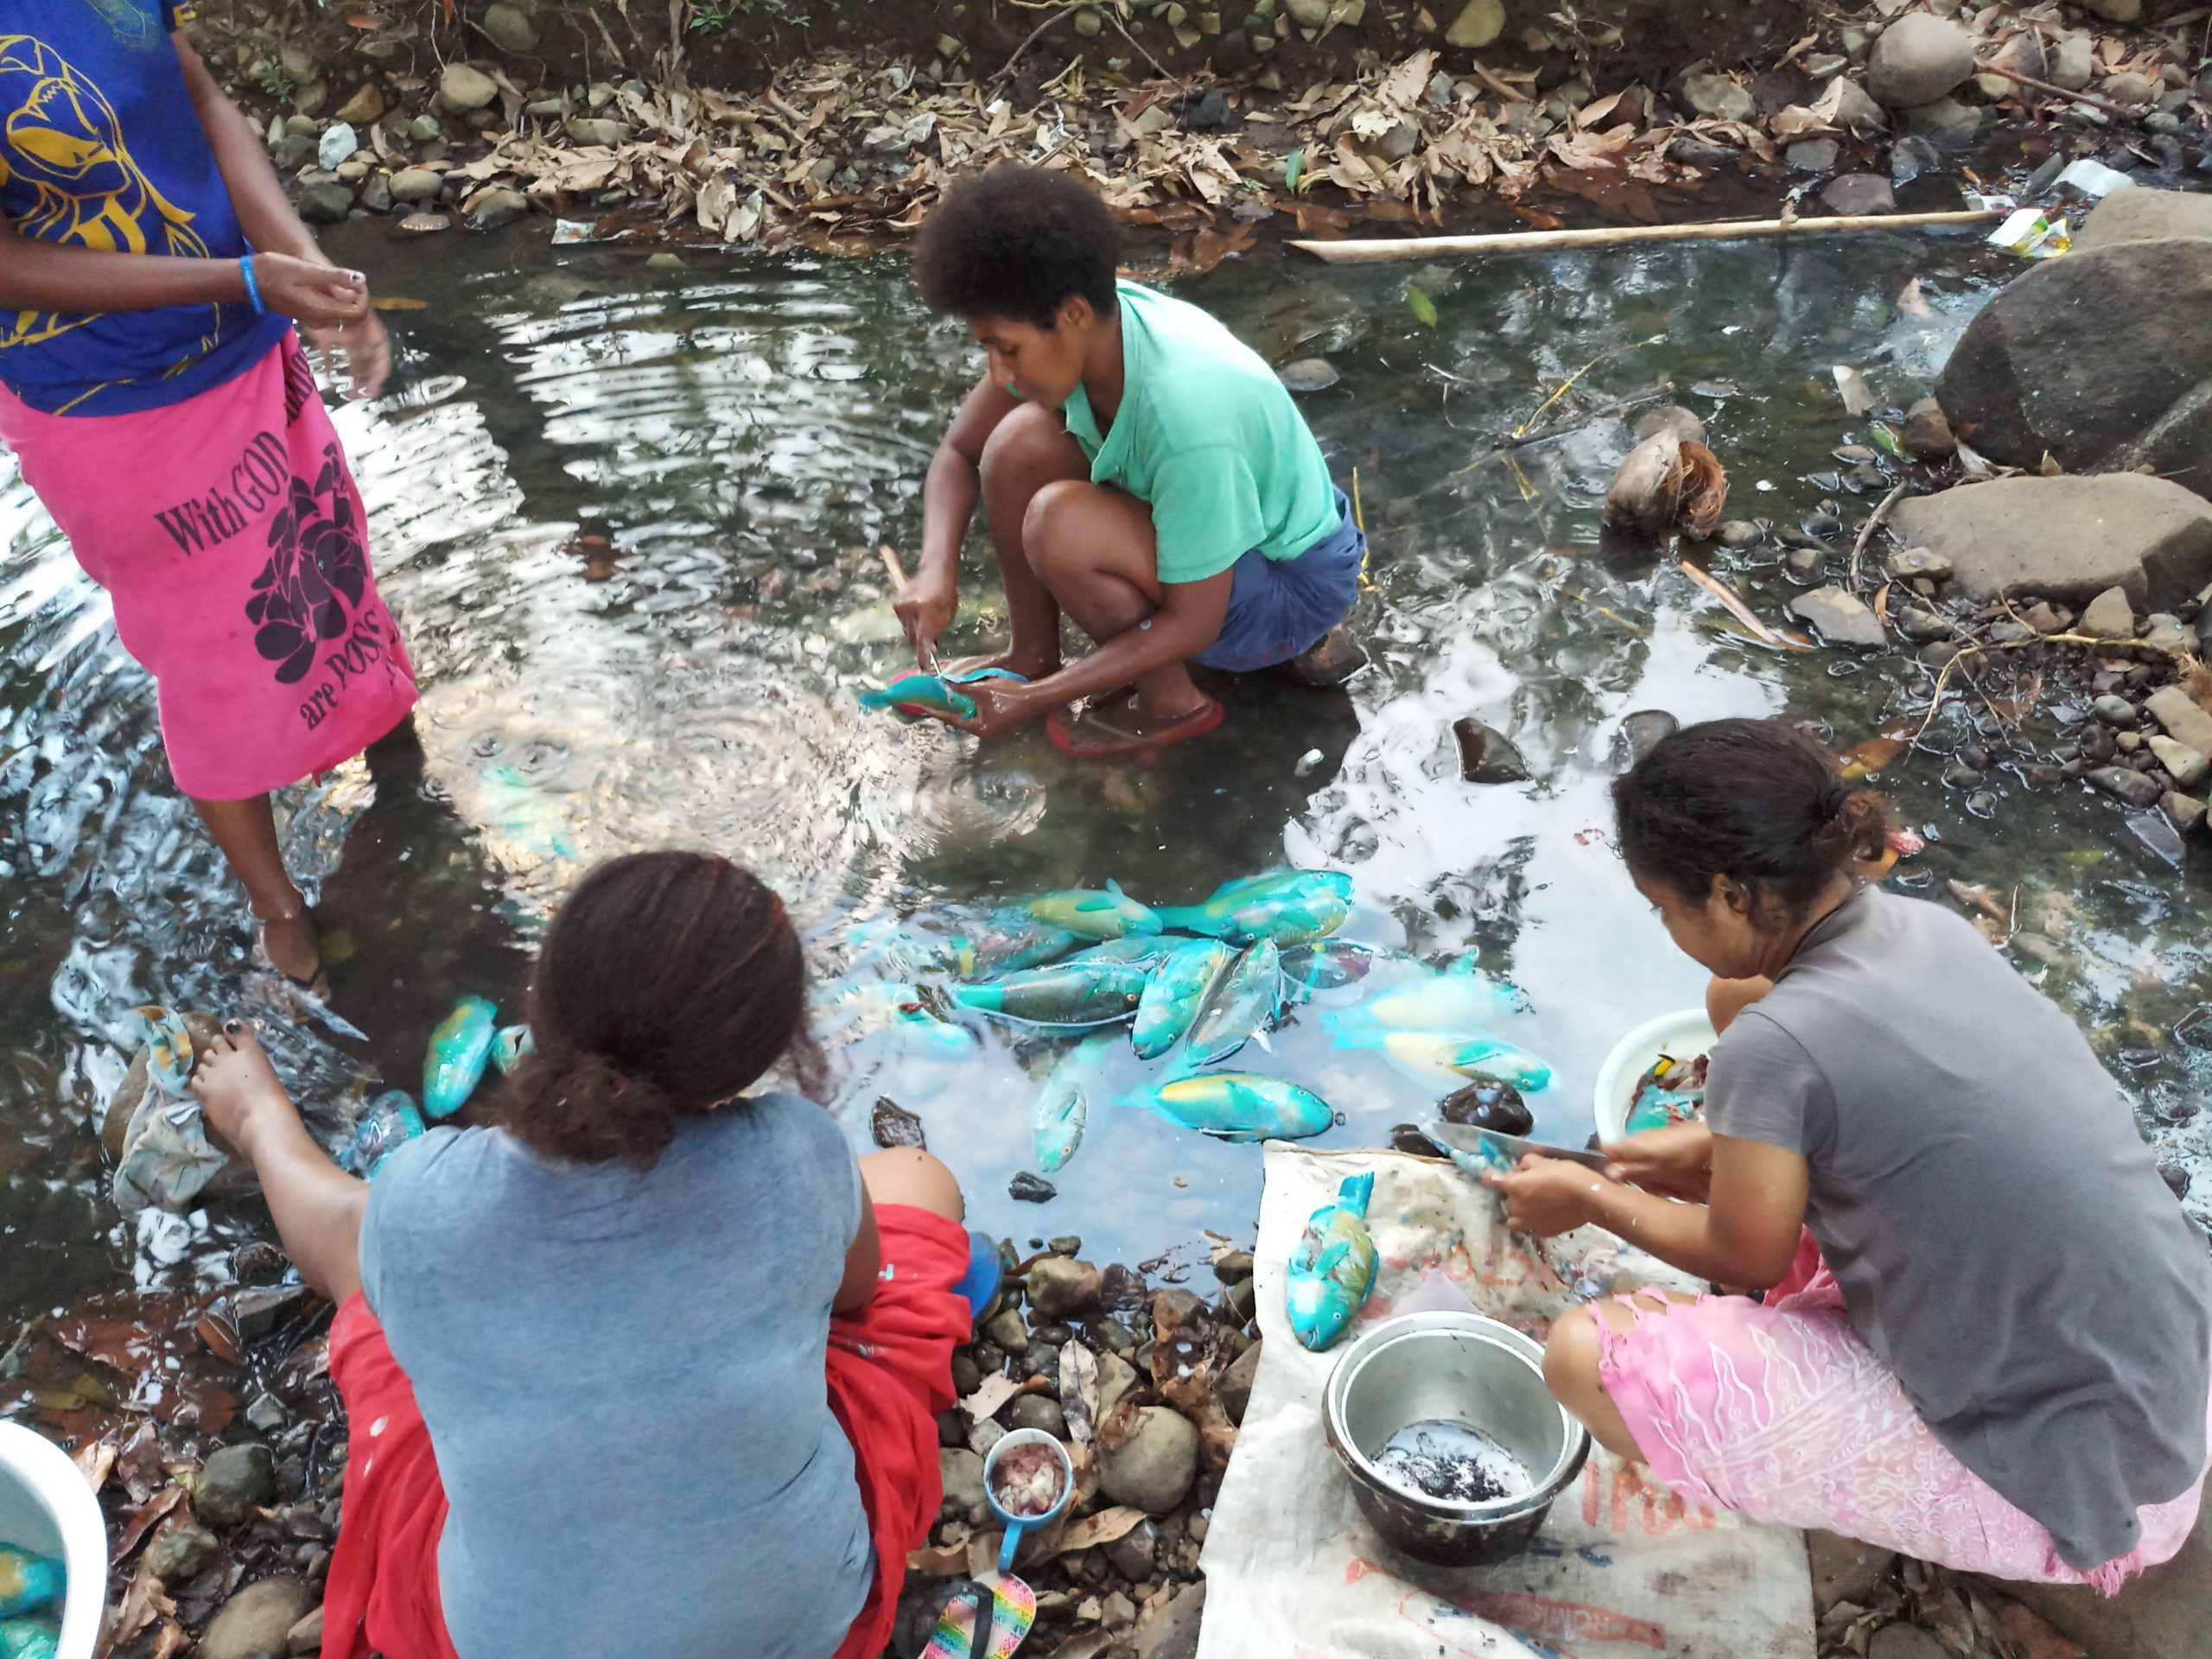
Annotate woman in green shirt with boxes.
[900,166,1366,759]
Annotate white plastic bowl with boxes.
[1592,1007,1719,1144]
[0,1421,109,1659]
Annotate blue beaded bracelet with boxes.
[239,253,265,315]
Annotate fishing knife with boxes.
[1422,1119,1612,1175]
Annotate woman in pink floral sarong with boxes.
[1489,716,2212,1592]
[0,3,416,989]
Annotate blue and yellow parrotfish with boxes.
[424,995,499,1119]
[341,1090,427,1180]
[1119,1071,1334,1143]
[1034,1036,1114,1173]
[1278,940,1386,996]
[951,959,1148,1027]
[858,673,978,721]
[0,1614,61,1659]
[1287,1172,1378,1351]
[135,1005,196,1096]
[973,910,1084,975]
[491,1024,534,1074]
[1185,940,1283,1065]
[1062,934,1181,973]
[1332,1027,1554,1092]
[0,1543,63,1620]
[1022,880,1162,941]
[1133,938,1236,1060]
[1152,868,1352,946]
[818,982,978,1058]
[1329,962,1523,1035]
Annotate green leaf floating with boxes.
[1408,285,1438,328]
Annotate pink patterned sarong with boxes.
[0,334,416,800]
[1597,1236,2210,1592]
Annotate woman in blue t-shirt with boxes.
[0,3,417,990]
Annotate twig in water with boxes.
[995,1,1084,82]
[1848,480,1911,592]
[1108,13,1179,86]
[1465,60,1531,103]
[1911,629,2184,743]
[1680,560,1817,652]
[1510,334,1667,442]
[1974,60,2143,121]
[1563,590,1650,637]
[1488,385,1674,454]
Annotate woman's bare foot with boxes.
[252,902,327,995]
[190,1021,299,1154]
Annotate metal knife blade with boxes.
[1423,1119,1611,1173]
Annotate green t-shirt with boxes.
[1060,282,1338,585]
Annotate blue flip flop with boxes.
[953,1229,1004,1321]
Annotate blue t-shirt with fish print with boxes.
[0,1,292,416]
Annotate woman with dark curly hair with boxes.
[899,164,1366,758]
[189,851,988,1659]
[0,3,416,992]
[1488,717,2211,1591]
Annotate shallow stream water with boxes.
[4,218,2209,1336]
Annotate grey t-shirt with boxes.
[1708,885,2210,1569]
[359,1092,872,1659]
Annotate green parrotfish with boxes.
[1132,938,1236,1060]
[1152,868,1352,945]
[858,673,978,721]
[1119,1071,1335,1143]
[1184,940,1283,1065]
[424,995,499,1119]
[1034,1035,1114,1173]
[951,959,1148,1027]
[1022,880,1162,941]
[1287,1172,1378,1351]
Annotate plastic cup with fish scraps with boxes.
[983,1429,1074,1573]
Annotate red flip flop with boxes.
[1046,691,1225,760]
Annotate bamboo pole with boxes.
[1289,207,2007,264]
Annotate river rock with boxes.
[2166,792,2209,836]
[1786,138,1840,175]
[2147,686,2212,761]
[2078,188,2212,252]
[1009,1172,1057,1203]
[1934,238,2212,489]
[1681,72,1754,123]
[2098,73,2158,109]
[565,118,630,147]
[1894,607,1953,644]
[1869,1625,1949,1659]
[2081,587,2139,639]
[1099,1407,1199,1515]
[1633,405,1704,445]
[1789,586,1886,648]
[1443,0,1504,49]
[1868,16,1974,110]
[1219,1339,1262,1425]
[1820,174,1894,215]
[200,1578,315,1659]
[296,182,353,225]
[2048,35,2094,92]
[986,1308,1029,1355]
[333,86,385,125]
[1008,1395,1068,1439]
[146,1523,219,1584]
[439,63,500,111]
[1276,358,1338,392]
[2094,694,2140,728]
[1452,718,1529,784]
[940,1446,986,1515]
[2150,736,2210,790]
[1824,78,1888,137]
[1096,1347,1141,1422]
[1132,1581,1207,1659]
[1888,476,2212,608]
[1903,97,1980,145]
[467,188,530,230]
[481,2,541,51]
[870,1097,925,1148]
[1027,1256,1103,1319]
[1902,397,1955,459]
[195,1443,276,1527]
[2089,766,2164,808]
[1891,546,1953,582]
[287,1605,322,1656]
[388,167,442,204]
[396,212,450,235]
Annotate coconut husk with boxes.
[1602,431,1728,538]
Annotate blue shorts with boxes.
[1191,487,1367,674]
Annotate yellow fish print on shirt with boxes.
[0,33,221,398]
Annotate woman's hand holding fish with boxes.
[1484,1155,1618,1237]
[955,679,1045,740]
[1599,1122,1714,1202]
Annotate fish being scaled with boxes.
[970,910,1083,976]
[1278,940,1386,996]
[491,1024,534,1074]
[1034,1036,1114,1173]
[1120,1072,1334,1143]
[1333,1027,1554,1091]
[423,995,499,1120]
[1022,880,1162,941]
[1184,940,1283,1065]
[857,673,979,722]
[135,1005,195,1096]
[1287,1172,1379,1351]
[952,959,1148,1027]
[1133,938,1236,1060]
[1330,963,1523,1034]
[1153,868,1351,945]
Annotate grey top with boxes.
[360,1093,872,1659]
[1707,885,2210,1569]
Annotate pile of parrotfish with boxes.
[817,868,1555,1178]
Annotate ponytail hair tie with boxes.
[1818,782,1847,823]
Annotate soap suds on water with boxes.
[1373,1419,1533,1504]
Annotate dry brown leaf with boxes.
[1060,1344,1101,1445]
[1840,737,1909,779]
[966,1529,1003,1580]
[114,1485,185,1562]
[73,1436,117,1495]
[1897,277,1932,318]
[961,1372,1023,1424]
[906,1541,969,1576]
[1047,1505,1149,1557]
[1679,562,1818,652]
[1768,105,1834,140]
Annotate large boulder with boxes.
[1934,238,2212,490]
[2076,188,2212,251]
[1887,475,2212,608]
[1867,16,1974,110]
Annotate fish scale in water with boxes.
[1373,1420,1533,1505]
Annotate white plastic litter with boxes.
[2053,157,2136,200]
[1198,1144,1815,1659]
